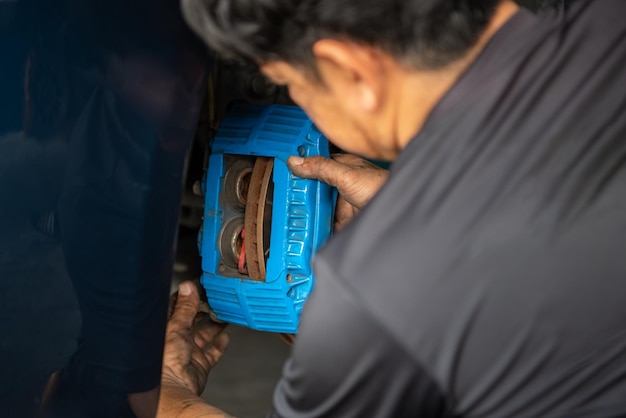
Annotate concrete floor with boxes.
[201,325,289,417]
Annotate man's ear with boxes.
[312,39,384,113]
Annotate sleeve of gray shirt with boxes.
[268,259,450,418]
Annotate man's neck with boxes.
[389,0,520,157]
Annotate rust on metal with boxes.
[256,158,273,280]
[244,157,272,280]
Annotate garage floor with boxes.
[200,325,290,417]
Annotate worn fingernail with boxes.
[288,156,304,166]
[179,282,192,296]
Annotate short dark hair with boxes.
[181,0,499,71]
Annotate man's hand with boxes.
[287,154,388,230]
[158,281,232,417]
[162,281,229,394]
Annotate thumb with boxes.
[287,155,349,189]
[170,281,200,328]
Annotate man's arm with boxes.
[158,382,232,417]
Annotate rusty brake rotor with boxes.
[244,157,273,281]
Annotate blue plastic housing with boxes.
[199,104,336,333]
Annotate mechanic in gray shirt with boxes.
[156,0,626,417]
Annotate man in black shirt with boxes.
[157,0,626,416]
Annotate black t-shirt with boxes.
[271,1,626,417]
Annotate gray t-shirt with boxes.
[271,1,626,416]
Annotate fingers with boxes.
[287,155,351,188]
[287,155,388,208]
[184,333,230,395]
[203,333,230,368]
[330,153,373,167]
[190,348,213,390]
[169,281,199,330]
[333,197,358,232]
[161,282,230,397]
[193,316,228,348]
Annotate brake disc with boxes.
[244,157,274,281]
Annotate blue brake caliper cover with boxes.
[198,104,336,333]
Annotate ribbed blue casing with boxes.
[199,104,335,333]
